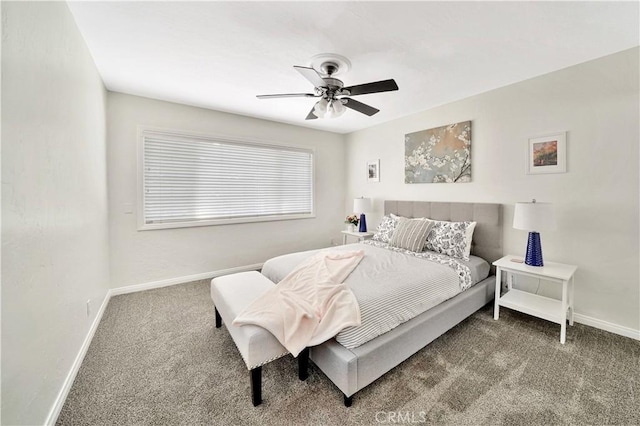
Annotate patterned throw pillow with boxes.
[389,218,434,253]
[424,220,477,260]
[372,214,400,243]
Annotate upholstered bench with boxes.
[211,271,309,406]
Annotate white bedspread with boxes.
[262,243,473,349]
[233,250,364,356]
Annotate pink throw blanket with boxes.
[233,250,364,356]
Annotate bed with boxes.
[263,200,502,405]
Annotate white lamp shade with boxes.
[327,100,346,118]
[353,197,372,213]
[332,100,346,115]
[513,201,557,232]
[313,99,328,117]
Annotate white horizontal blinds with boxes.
[143,133,313,224]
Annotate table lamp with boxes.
[353,197,372,232]
[513,199,556,267]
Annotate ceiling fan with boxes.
[256,54,399,120]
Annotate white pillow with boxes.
[372,214,402,243]
[424,220,477,260]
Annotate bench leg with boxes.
[250,366,262,406]
[215,307,222,328]
[344,394,353,407]
[298,347,309,381]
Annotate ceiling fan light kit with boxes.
[257,53,398,120]
[313,98,346,119]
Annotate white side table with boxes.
[493,255,577,344]
[341,230,374,245]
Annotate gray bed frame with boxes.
[306,200,503,406]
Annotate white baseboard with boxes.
[574,313,640,340]
[45,290,111,425]
[110,263,263,296]
[45,263,263,425]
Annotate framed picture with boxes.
[527,132,567,174]
[367,159,380,182]
[405,121,471,183]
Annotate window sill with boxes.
[138,213,316,231]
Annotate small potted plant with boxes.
[345,214,359,232]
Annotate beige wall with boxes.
[1,2,110,424]
[107,93,346,287]
[345,48,639,333]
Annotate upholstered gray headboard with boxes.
[384,200,503,266]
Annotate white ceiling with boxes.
[68,1,639,134]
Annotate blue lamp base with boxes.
[359,214,367,232]
[525,231,544,266]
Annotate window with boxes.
[139,129,315,229]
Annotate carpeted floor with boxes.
[57,280,639,425]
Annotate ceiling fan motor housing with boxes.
[322,77,344,91]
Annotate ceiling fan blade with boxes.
[294,66,327,88]
[342,98,380,116]
[342,79,398,96]
[256,93,316,99]
[305,107,318,120]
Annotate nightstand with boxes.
[493,255,577,344]
[341,230,374,245]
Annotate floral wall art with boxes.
[404,121,471,183]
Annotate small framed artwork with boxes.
[367,159,380,182]
[527,132,567,174]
